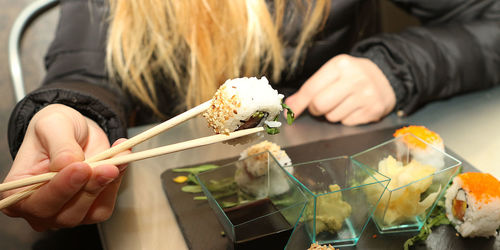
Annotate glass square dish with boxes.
[284,156,390,248]
[350,133,462,234]
[196,151,308,250]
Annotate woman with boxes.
[3,0,500,230]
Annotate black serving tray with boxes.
[160,126,500,250]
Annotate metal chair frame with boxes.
[9,0,59,102]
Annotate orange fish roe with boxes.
[393,125,442,149]
[457,172,500,204]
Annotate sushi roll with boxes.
[234,141,292,198]
[203,77,287,135]
[394,125,445,169]
[445,172,500,237]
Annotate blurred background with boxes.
[0,1,417,249]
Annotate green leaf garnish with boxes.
[172,164,219,174]
[282,102,295,125]
[181,185,203,193]
[220,201,239,208]
[403,196,451,249]
[403,167,465,249]
[265,125,280,135]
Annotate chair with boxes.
[9,0,59,102]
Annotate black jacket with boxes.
[8,0,500,158]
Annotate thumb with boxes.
[33,106,88,171]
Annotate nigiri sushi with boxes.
[234,141,292,198]
[203,77,293,135]
[394,125,445,169]
[445,172,500,237]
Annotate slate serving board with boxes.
[160,126,500,250]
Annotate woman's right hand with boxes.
[1,104,129,231]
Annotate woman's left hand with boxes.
[285,54,396,126]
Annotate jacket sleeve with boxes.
[351,0,500,116]
[8,0,129,158]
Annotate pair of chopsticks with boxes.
[0,101,263,209]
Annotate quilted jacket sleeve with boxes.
[352,0,500,116]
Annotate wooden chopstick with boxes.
[0,184,41,209]
[0,100,211,194]
[0,127,264,209]
[85,100,212,163]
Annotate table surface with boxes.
[99,86,500,250]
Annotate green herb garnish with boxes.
[265,125,280,135]
[281,102,295,125]
[182,185,203,193]
[172,164,219,174]
[403,167,464,249]
[403,198,450,249]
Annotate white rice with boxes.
[203,77,284,134]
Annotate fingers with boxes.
[53,164,119,227]
[14,162,91,220]
[285,63,340,117]
[80,138,130,224]
[286,54,396,126]
[83,173,124,224]
[324,95,361,123]
[341,109,378,126]
[54,137,130,227]
[110,138,131,172]
[307,77,353,116]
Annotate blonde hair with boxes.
[106,0,330,116]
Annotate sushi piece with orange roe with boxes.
[445,172,500,237]
[394,125,444,151]
[394,125,445,169]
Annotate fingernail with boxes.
[71,169,89,187]
[97,176,115,186]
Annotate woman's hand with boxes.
[285,54,396,126]
[1,104,129,231]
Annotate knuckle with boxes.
[369,103,385,116]
[309,99,324,115]
[334,54,353,67]
[34,112,66,130]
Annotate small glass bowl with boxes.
[196,151,308,250]
[284,156,390,248]
[351,133,461,234]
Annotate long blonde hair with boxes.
[106,0,330,116]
